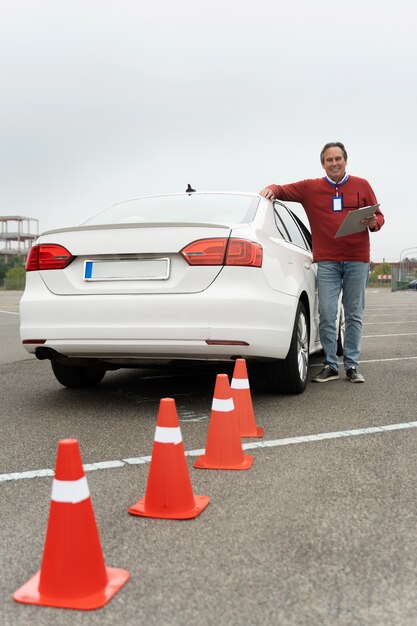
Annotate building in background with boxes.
[0,216,39,262]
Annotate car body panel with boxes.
[35,224,232,295]
[20,192,322,374]
[20,266,301,360]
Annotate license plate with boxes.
[83,258,170,281]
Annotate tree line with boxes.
[0,257,26,290]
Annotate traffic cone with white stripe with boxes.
[193,374,254,470]
[231,359,264,438]
[128,398,210,519]
[13,439,130,610]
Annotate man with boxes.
[260,141,385,383]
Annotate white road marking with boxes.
[0,310,19,315]
[366,306,417,310]
[363,321,417,325]
[360,356,417,364]
[363,333,417,337]
[365,313,417,317]
[2,419,417,483]
[311,355,417,368]
[179,415,209,423]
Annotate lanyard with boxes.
[326,174,349,197]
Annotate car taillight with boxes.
[226,239,263,267]
[180,238,262,267]
[180,238,228,265]
[26,244,74,271]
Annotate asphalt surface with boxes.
[1,288,417,626]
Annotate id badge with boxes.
[332,196,343,212]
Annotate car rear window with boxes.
[82,193,260,226]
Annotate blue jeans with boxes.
[317,261,369,371]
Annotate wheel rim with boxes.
[297,312,309,381]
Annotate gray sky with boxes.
[1,0,416,262]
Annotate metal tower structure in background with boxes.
[0,216,39,262]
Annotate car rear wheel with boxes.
[265,301,309,394]
[51,361,106,388]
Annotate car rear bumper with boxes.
[20,270,300,362]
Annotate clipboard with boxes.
[335,204,379,238]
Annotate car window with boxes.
[82,194,260,226]
[290,212,312,251]
[273,202,310,251]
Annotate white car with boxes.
[20,191,337,394]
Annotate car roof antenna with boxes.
[186,184,196,194]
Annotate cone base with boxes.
[13,567,130,611]
[193,454,254,470]
[128,494,210,519]
[240,425,265,438]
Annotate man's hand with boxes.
[361,214,378,229]
[260,187,276,200]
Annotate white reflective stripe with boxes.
[231,378,250,389]
[154,426,182,445]
[212,397,234,412]
[51,476,90,503]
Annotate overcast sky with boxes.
[1,0,416,262]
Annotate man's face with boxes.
[322,147,347,183]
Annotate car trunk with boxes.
[37,223,232,295]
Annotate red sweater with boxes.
[267,175,384,262]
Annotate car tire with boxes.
[51,361,106,388]
[336,305,345,357]
[265,301,309,394]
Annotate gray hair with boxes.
[320,142,348,164]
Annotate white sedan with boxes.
[20,191,332,394]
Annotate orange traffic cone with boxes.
[193,374,254,470]
[13,439,130,610]
[231,359,264,438]
[128,398,210,519]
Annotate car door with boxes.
[273,201,320,348]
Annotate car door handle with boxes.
[304,263,311,270]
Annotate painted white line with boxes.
[1,469,54,481]
[0,310,19,316]
[365,313,417,317]
[180,416,209,423]
[83,460,125,471]
[122,455,152,465]
[311,356,417,368]
[360,356,417,364]
[363,333,417,337]
[2,420,417,483]
[363,321,417,325]
[245,422,417,447]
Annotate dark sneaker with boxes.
[312,366,339,383]
[346,367,365,383]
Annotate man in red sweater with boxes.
[260,141,385,383]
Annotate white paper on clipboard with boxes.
[335,204,379,238]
